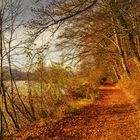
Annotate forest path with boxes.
[13,85,140,140]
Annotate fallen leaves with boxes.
[12,86,140,140]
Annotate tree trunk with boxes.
[112,16,130,76]
[110,0,140,62]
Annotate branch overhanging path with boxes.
[29,0,98,41]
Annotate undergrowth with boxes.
[118,72,140,109]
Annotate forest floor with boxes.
[12,85,140,140]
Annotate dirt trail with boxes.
[13,85,140,140]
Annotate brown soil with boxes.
[12,85,140,140]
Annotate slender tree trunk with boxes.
[0,9,4,136]
[0,107,3,137]
[7,28,19,130]
[111,63,120,82]
[112,16,130,76]
[27,72,36,120]
[0,7,20,131]
[110,0,140,62]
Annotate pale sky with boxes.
[10,0,62,69]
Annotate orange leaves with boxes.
[13,85,140,140]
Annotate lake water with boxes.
[5,81,29,96]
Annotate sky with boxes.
[22,0,33,21]
[9,0,62,69]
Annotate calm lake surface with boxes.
[5,81,30,95]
